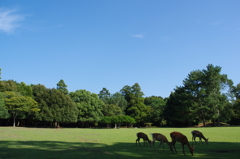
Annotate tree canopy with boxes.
[3,91,39,127]
[0,64,238,127]
[69,89,104,127]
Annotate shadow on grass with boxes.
[0,141,239,159]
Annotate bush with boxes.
[144,122,152,127]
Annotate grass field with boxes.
[0,127,240,159]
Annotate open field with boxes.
[0,127,240,159]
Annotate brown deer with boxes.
[170,131,195,156]
[136,132,151,146]
[150,133,174,153]
[191,130,209,145]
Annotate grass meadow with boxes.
[0,127,240,159]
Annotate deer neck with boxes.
[202,136,207,141]
[186,141,192,149]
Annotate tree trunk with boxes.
[202,111,206,126]
[212,118,215,127]
[217,118,220,127]
[17,120,20,126]
[54,122,58,128]
[13,117,16,127]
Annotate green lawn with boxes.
[0,127,239,159]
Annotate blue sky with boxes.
[1,0,240,98]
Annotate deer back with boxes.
[137,132,149,140]
[170,131,189,145]
[192,130,202,137]
[192,130,207,139]
[151,133,161,141]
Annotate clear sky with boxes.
[1,0,240,98]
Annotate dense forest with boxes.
[0,64,240,128]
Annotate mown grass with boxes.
[0,127,240,159]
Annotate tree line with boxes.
[0,64,239,128]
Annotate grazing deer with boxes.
[150,133,174,153]
[170,131,195,156]
[136,132,151,146]
[191,130,209,145]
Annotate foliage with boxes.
[69,89,104,127]
[164,87,196,127]
[16,82,33,97]
[0,92,10,119]
[144,96,166,126]
[32,84,78,127]
[0,80,32,97]
[230,83,240,124]
[120,83,149,125]
[0,80,18,92]
[181,64,233,126]
[108,92,128,113]
[98,87,110,103]
[0,64,238,127]
[32,84,54,123]
[98,88,127,116]
[56,79,69,95]
[3,91,39,127]
[102,104,122,116]
[100,115,136,128]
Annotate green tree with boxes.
[98,88,127,115]
[102,104,122,116]
[120,83,149,125]
[0,80,18,92]
[202,64,233,126]
[109,92,128,113]
[119,115,136,127]
[0,80,33,97]
[32,84,78,127]
[32,84,53,125]
[3,91,40,127]
[56,79,69,95]
[182,64,233,126]
[183,69,208,126]
[144,96,166,126]
[100,115,136,128]
[16,82,33,97]
[69,90,104,127]
[231,83,240,124]
[0,92,10,119]
[50,88,78,127]
[100,116,112,128]
[164,87,195,127]
[232,83,240,99]
[98,87,110,103]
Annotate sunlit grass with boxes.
[0,127,239,158]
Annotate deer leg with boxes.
[152,140,156,150]
[168,143,174,154]
[192,136,194,145]
[146,140,149,146]
[136,138,141,146]
[182,144,186,156]
[200,138,203,144]
[157,141,162,150]
[172,141,177,154]
[194,136,197,145]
